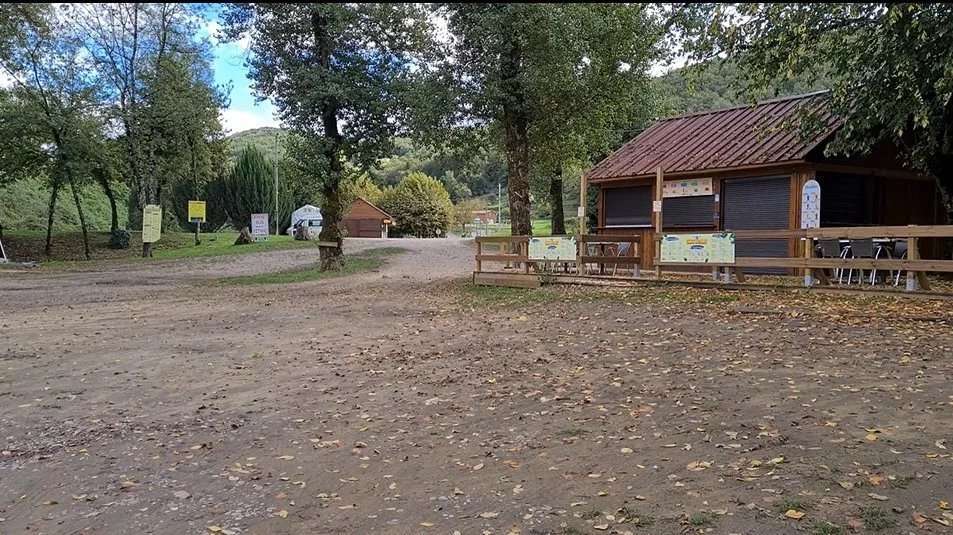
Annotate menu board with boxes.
[662,177,713,198]
[660,232,735,264]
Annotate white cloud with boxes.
[220,107,280,134]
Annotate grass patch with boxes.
[810,521,844,535]
[688,512,715,527]
[617,506,654,526]
[859,506,896,531]
[219,247,406,285]
[6,230,322,266]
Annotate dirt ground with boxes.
[2,237,953,535]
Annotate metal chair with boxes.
[612,242,632,276]
[816,238,846,283]
[893,239,908,286]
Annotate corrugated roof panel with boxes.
[587,92,837,180]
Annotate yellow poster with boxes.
[142,205,162,243]
[188,201,206,223]
[660,232,735,264]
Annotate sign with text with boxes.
[660,232,735,264]
[251,213,269,241]
[188,201,206,223]
[529,237,577,261]
[663,177,713,198]
[800,179,821,229]
[142,205,162,243]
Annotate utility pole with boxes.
[274,131,279,236]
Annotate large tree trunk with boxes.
[67,173,91,260]
[500,31,532,237]
[45,180,61,257]
[549,165,566,235]
[313,8,345,270]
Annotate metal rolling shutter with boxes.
[722,176,790,273]
[663,195,716,227]
[604,186,652,226]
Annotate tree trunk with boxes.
[313,8,345,270]
[45,180,61,257]
[96,170,119,233]
[500,30,532,237]
[67,173,91,260]
[550,165,566,235]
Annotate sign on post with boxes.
[800,179,821,229]
[142,205,162,243]
[188,201,207,223]
[529,237,577,261]
[251,213,269,242]
[660,232,735,264]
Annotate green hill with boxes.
[226,127,289,163]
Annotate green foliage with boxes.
[656,58,832,116]
[219,247,405,285]
[222,146,292,233]
[341,173,384,207]
[451,198,487,230]
[379,172,452,238]
[108,229,130,250]
[859,506,896,531]
[686,3,953,203]
[170,175,228,232]
[0,175,128,232]
[226,127,287,164]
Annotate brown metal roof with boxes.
[587,91,839,181]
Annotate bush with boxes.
[380,172,453,238]
[222,146,292,233]
[108,229,131,249]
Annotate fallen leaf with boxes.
[687,460,711,471]
[867,474,885,486]
[275,510,288,518]
[593,524,609,531]
[472,463,484,471]
[784,509,806,520]
[866,433,879,442]
[940,501,950,510]
[420,522,435,528]
[276,455,295,460]
[912,512,929,526]
[838,481,855,490]
[868,493,889,501]
[620,447,633,454]
[478,512,499,518]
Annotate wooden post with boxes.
[905,236,931,291]
[476,239,482,274]
[654,167,663,279]
[577,173,587,274]
[712,266,719,282]
[803,237,813,287]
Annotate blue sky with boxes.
[201,13,279,134]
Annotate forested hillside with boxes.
[226,127,287,164]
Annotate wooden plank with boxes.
[730,225,953,240]
[580,256,642,265]
[473,272,541,289]
[732,257,953,272]
[475,236,530,243]
[581,234,641,242]
[476,254,530,262]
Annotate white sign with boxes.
[663,177,713,198]
[800,179,821,229]
[660,232,736,264]
[251,213,269,241]
[652,200,663,213]
[529,237,577,261]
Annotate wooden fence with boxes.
[473,225,953,293]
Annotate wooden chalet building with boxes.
[342,197,393,238]
[584,91,945,269]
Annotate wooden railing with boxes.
[578,234,642,276]
[474,236,530,274]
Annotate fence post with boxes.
[476,239,482,274]
[905,236,919,291]
[654,167,663,279]
[803,237,814,287]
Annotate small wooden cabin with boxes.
[342,197,393,238]
[585,91,944,269]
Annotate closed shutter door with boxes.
[722,176,790,273]
[358,219,380,237]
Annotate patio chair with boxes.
[612,242,632,276]
[816,238,846,283]
[892,239,908,286]
[847,238,892,285]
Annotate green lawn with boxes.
[2,230,320,265]
[219,247,407,285]
[486,219,560,237]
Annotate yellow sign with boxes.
[142,205,162,243]
[188,201,206,223]
[660,232,735,264]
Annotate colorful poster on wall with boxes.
[660,232,735,264]
[800,179,821,229]
[251,213,269,241]
[142,204,162,243]
[188,201,207,223]
[529,237,577,261]
[663,177,713,198]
